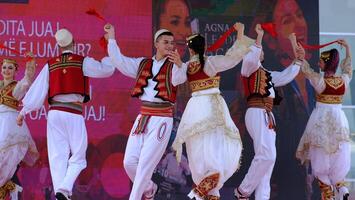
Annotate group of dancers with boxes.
[0,20,352,200]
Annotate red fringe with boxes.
[205,20,338,52]
[299,40,338,50]
[207,26,235,52]
[259,21,338,50]
[261,22,277,38]
[99,36,108,53]
[86,8,106,21]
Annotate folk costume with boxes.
[19,29,114,199]
[296,49,352,200]
[172,34,253,200]
[0,58,38,200]
[107,29,187,200]
[235,44,302,200]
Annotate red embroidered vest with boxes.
[242,68,282,105]
[187,60,220,92]
[316,76,345,104]
[131,58,177,103]
[242,68,273,98]
[48,53,90,103]
[0,81,19,109]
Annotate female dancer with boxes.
[296,39,352,200]
[0,53,39,200]
[172,22,253,200]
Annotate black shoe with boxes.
[343,193,349,200]
[55,192,70,200]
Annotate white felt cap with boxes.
[154,29,172,42]
[55,28,73,47]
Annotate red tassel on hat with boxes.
[207,26,235,52]
[260,22,277,38]
[86,8,106,22]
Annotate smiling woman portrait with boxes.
[154,0,192,60]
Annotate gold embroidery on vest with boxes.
[253,69,268,95]
[0,81,19,109]
[189,76,220,92]
[324,77,344,90]
[316,94,343,104]
[188,61,201,75]
[156,74,166,79]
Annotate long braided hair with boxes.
[187,34,205,67]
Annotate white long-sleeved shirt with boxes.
[20,50,115,115]
[301,57,352,94]
[241,45,301,98]
[108,39,187,103]
[175,35,254,84]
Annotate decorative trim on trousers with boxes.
[193,173,220,199]
[0,180,15,199]
[318,179,335,200]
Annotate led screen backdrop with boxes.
[0,0,321,199]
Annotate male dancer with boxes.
[105,23,186,200]
[234,24,304,200]
[17,28,115,200]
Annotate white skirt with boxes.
[173,89,242,196]
[0,111,39,186]
[296,102,350,163]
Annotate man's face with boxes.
[155,35,175,57]
[273,0,308,59]
[159,0,191,56]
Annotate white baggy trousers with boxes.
[124,115,173,200]
[47,110,88,195]
[239,108,277,200]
